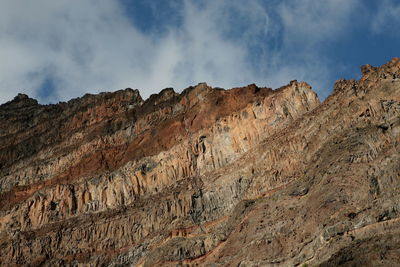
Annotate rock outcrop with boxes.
[0,58,399,266]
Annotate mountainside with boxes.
[0,58,399,266]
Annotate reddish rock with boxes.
[0,59,399,266]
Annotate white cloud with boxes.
[0,0,362,104]
[278,0,360,46]
[260,0,362,98]
[0,0,154,103]
[371,0,400,34]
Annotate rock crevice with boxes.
[0,59,399,266]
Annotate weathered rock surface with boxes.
[0,58,399,266]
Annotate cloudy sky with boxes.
[0,0,399,104]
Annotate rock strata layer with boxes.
[0,58,399,266]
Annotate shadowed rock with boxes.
[0,59,399,266]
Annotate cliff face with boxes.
[0,59,399,266]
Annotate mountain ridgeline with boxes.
[0,59,399,266]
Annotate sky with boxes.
[0,0,399,104]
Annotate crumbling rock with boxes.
[0,58,399,266]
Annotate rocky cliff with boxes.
[0,58,399,266]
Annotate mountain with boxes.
[0,58,399,266]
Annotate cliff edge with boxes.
[0,59,399,266]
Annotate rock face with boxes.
[0,59,399,266]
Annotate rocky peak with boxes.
[0,59,399,266]
[331,58,400,101]
[15,93,30,100]
[0,93,38,111]
[361,57,400,81]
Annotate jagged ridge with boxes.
[0,58,399,266]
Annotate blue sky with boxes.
[0,0,399,104]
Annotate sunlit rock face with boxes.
[0,58,399,266]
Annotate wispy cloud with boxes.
[0,0,371,104]
[371,0,400,35]
[263,0,362,98]
[278,0,360,45]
